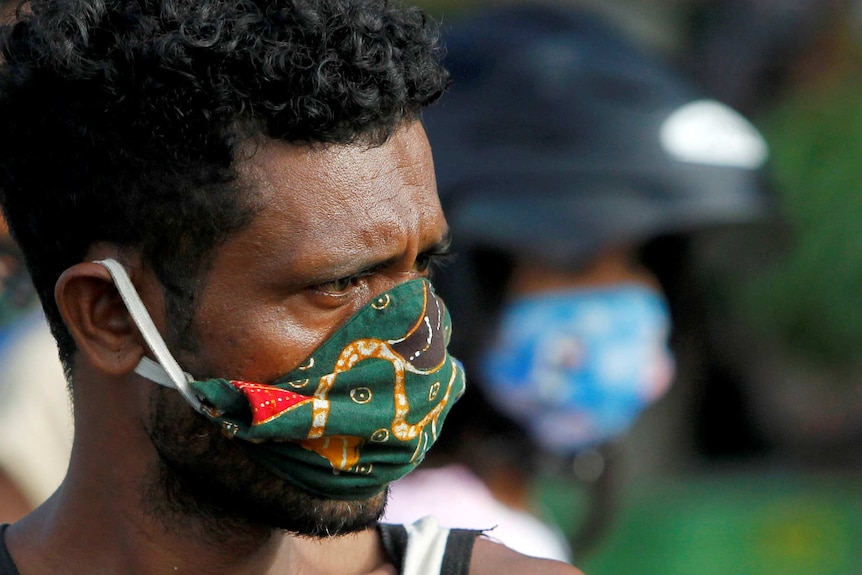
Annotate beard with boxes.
[143,385,387,540]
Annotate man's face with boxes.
[144,121,450,537]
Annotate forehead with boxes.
[227,122,444,282]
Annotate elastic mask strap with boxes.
[94,258,202,413]
[135,355,182,389]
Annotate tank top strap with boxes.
[378,517,481,575]
[0,524,22,575]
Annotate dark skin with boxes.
[3,121,581,575]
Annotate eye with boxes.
[315,275,355,295]
[413,241,454,276]
[413,253,434,273]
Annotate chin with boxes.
[146,387,388,538]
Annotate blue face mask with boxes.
[478,284,674,455]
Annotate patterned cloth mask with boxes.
[96,259,465,500]
[479,285,674,455]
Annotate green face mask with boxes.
[96,258,465,500]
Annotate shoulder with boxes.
[470,538,584,575]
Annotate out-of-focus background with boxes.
[2,1,862,573]
[407,1,862,573]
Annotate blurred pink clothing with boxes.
[383,464,571,562]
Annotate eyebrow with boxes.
[310,231,453,284]
[423,232,452,257]
[360,232,452,276]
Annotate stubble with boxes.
[142,385,387,544]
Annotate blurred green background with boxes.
[537,473,862,575]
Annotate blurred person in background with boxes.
[0,217,71,523]
[383,1,773,562]
[0,0,71,525]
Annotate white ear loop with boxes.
[94,258,202,413]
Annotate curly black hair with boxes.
[0,0,449,367]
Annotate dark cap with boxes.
[427,4,772,268]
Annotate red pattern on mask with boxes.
[230,380,313,426]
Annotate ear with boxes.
[55,261,146,376]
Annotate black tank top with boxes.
[0,525,20,575]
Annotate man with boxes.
[0,1,581,573]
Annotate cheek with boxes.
[186,307,341,384]
[146,385,213,454]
